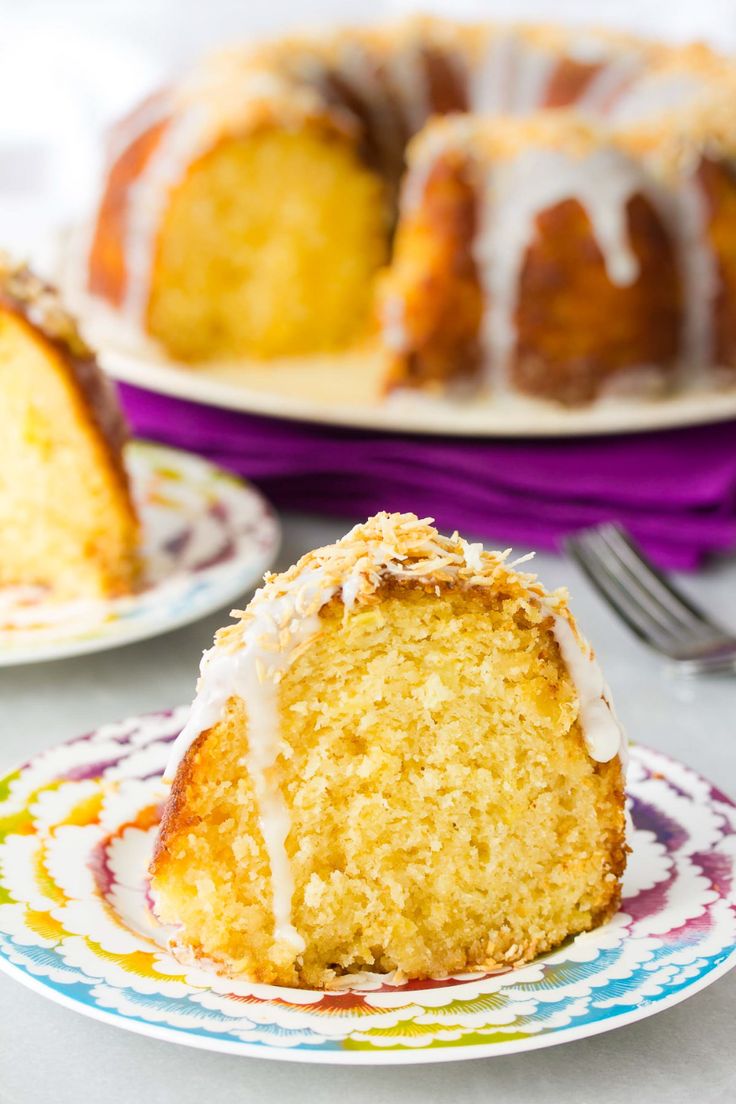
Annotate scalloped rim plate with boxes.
[0,442,280,665]
[0,707,733,1063]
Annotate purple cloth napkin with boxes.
[119,383,736,571]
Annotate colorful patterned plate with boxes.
[0,442,279,665]
[0,708,733,1064]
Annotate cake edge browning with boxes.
[381,147,484,392]
[151,731,207,876]
[512,190,682,402]
[0,254,136,506]
[87,92,173,308]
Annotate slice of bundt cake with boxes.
[151,513,626,989]
[0,255,139,599]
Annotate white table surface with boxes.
[0,510,734,1104]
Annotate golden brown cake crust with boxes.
[384,119,683,402]
[512,192,682,403]
[698,157,736,375]
[382,150,483,390]
[0,254,134,499]
[151,731,208,876]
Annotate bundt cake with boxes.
[151,513,627,989]
[85,17,736,405]
[0,255,139,599]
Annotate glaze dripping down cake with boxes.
[382,111,682,403]
[0,254,139,599]
[151,513,627,989]
[87,18,736,405]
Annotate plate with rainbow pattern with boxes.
[0,442,280,665]
[0,707,733,1064]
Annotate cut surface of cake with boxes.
[151,513,627,989]
[85,17,736,404]
[0,255,139,599]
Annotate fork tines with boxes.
[564,522,736,674]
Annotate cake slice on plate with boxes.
[152,512,627,989]
[0,254,139,599]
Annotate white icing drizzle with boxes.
[380,290,409,352]
[674,169,718,379]
[399,115,476,212]
[470,30,517,115]
[165,564,340,954]
[119,63,327,326]
[508,44,557,115]
[164,518,625,964]
[471,32,597,117]
[474,146,642,391]
[576,54,644,116]
[102,20,731,397]
[385,40,432,135]
[123,105,210,324]
[106,90,173,169]
[549,612,625,763]
[565,34,613,67]
[608,71,706,126]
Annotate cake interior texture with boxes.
[152,578,625,989]
[146,128,389,360]
[0,306,139,599]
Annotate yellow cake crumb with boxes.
[146,127,390,360]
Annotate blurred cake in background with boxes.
[0,254,139,599]
[85,17,736,405]
[151,512,626,989]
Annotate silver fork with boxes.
[564,522,736,675]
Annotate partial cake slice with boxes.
[151,512,627,989]
[0,255,139,599]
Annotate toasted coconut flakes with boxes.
[215,513,559,661]
[508,551,536,569]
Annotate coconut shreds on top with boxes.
[217,512,567,659]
